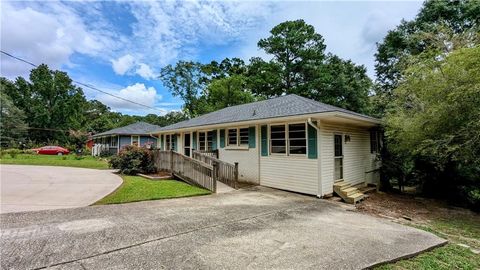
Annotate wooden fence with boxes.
[192,150,238,189]
[151,150,217,192]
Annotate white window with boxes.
[370,130,381,153]
[131,135,140,146]
[334,134,343,180]
[110,136,118,147]
[270,123,307,155]
[270,125,286,154]
[288,123,307,155]
[198,131,214,151]
[227,127,249,147]
[165,134,175,150]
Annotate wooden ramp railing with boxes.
[152,150,217,192]
[192,150,239,189]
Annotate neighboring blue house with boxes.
[92,122,160,156]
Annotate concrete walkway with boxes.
[216,180,235,193]
[0,186,446,269]
[0,165,122,214]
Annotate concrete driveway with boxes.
[1,186,445,270]
[0,165,122,214]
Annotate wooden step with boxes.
[341,187,359,196]
[344,192,365,204]
[333,181,350,188]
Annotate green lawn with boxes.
[376,244,479,270]
[0,154,109,169]
[376,212,480,270]
[95,175,211,205]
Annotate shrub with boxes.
[109,145,155,175]
[5,149,21,158]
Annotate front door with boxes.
[184,133,191,157]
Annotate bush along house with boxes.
[92,122,160,156]
[152,95,382,204]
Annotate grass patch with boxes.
[95,175,211,205]
[366,193,480,270]
[376,244,480,270]
[0,154,108,169]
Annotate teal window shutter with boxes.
[220,129,225,148]
[261,125,268,156]
[160,135,164,150]
[173,134,178,151]
[248,126,256,148]
[192,132,197,150]
[307,123,318,159]
[212,130,218,150]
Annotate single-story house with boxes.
[92,121,160,156]
[152,94,382,198]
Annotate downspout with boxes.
[307,118,322,198]
[149,133,159,149]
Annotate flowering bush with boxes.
[109,145,155,175]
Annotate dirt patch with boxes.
[357,192,474,224]
[356,192,480,252]
[146,171,172,177]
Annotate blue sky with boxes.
[1,1,423,116]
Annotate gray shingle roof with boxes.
[93,122,161,137]
[157,94,378,132]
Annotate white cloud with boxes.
[135,63,156,80]
[111,54,135,75]
[0,1,113,79]
[97,83,161,112]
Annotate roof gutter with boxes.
[154,111,380,134]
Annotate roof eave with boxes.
[151,111,380,134]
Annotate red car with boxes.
[35,146,70,155]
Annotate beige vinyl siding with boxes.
[260,156,318,195]
[218,126,260,184]
[320,123,377,195]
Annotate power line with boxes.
[1,50,163,113]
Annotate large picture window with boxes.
[334,134,343,180]
[227,127,249,147]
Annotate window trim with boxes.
[226,126,249,149]
[334,133,344,180]
[131,135,140,146]
[197,130,215,151]
[165,133,176,151]
[370,130,381,154]
[268,121,308,156]
[110,135,118,148]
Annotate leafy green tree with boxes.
[246,57,283,98]
[374,0,480,115]
[249,20,372,113]
[256,19,326,96]
[156,111,188,127]
[159,61,204,117]
[0,91,28,147]
[201,58,247,83]
[198,75,256,114]
[2,65,88,144]
[312,54,372,113]
[385,46,480,208]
